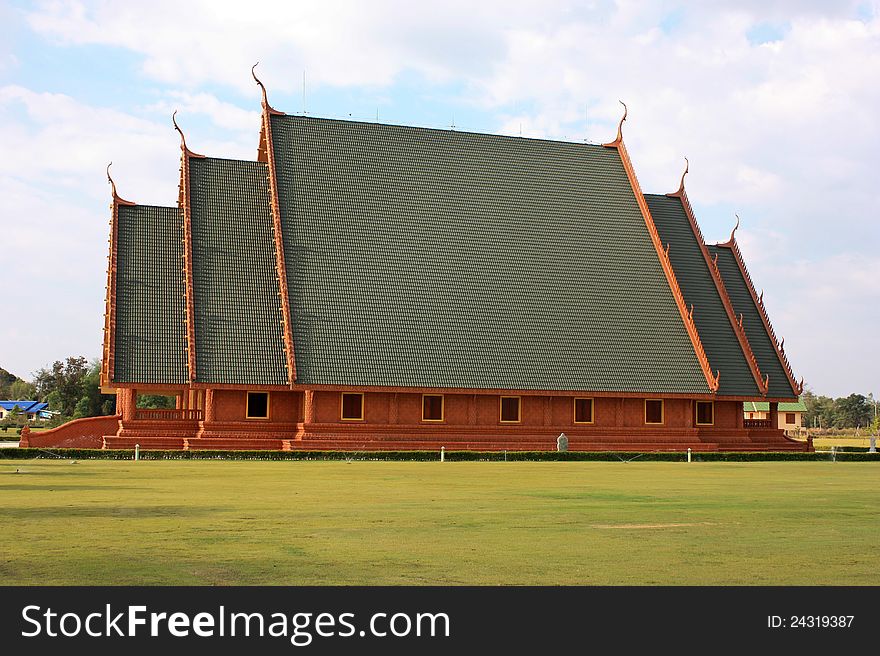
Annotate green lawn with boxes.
[2,460,878,585]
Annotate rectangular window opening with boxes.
[341,393,364,421]
[696,401,714,426]
[645,399,664,425]
[500,396,521,423]
[422,395,444,422]
[246,392,269,419]
[785,412,796,424]
[574,398,594,424]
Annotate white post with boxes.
[687,447,692,463]
[135,444,140,461]
[440,446,445,462]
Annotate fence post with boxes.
[135,444,140,461]
[440,446,445,462]
[687,447,692,463]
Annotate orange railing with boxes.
[134,408,203,421]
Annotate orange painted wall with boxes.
[304,391,740,429]
[211,389,301,423]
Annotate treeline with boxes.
[2,357,176,430]
[802,391,878,430]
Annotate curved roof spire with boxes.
[675,157,689,195]
[729,213,740,243]
[603,100,627,147]
[172,110,205,158]
[252,62,284,115]
[106,162,134,205]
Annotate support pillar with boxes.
[769,402,779,429]
[468,394,477,425]
[303,390,315,424]
[615,398,624,427]
[543,396,552,426]
[204,389,215,423]
[119,388,137,421]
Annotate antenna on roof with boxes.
[302,70,307,115]
[584,103,589,143]
[450,112,455,130]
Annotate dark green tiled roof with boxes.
[646,195,760,396]
[113,204,188,384]
[188,157,287,385]
[707,245,797,398]
[270,115,710,393]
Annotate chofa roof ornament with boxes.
[106,162,134,206]
[252,62,284,116]
[172,110,205,158]
[675,157,689,196]
[603,100,627,147]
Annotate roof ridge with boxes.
[713,236,803,396]
[604,122,718,394]
[175,114,200,384]
[101,164,133,387]
[274,113,608,150]
[257,81,297,386]
[665,171,769,396]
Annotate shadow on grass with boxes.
[0,505,227,519]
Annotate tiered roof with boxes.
[100,80,799,400]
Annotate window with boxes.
[696,401,714,426]
[246,392,269,419]
[422,395,444,422]
[341,393,364,421]
[574,398,594,424]
[645,399,664,425]
[500,396,521,423]
[785,412,796,425]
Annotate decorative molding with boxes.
[713,236,802,396]
[173,111,205,383]
[666,167,769,396]
[605,130,719,393]
[101,163,136,387]
[253,63,284,163]
[252,66,297,385]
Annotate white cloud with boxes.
[8,0,880,394]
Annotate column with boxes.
[119,388,137,421]
[204,389,215,423]
[303,390,314,424]
[769,402,779,429]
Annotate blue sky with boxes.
[1,0,878,397]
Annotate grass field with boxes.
[2,459,878,585]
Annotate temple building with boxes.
[24,76,807,452]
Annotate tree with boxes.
[137,395,176,409]
[833,394,872,429]
[31,356,115,421]
[8,379,36,400]
[33,356,90,417]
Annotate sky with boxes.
[0,0,878,398]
